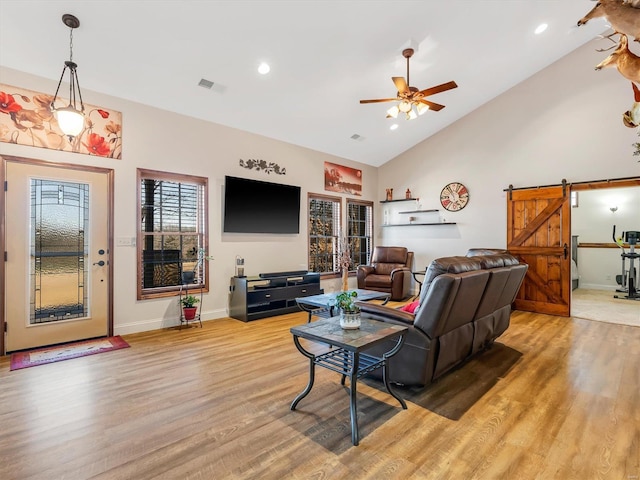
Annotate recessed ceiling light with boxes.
[390,124,399,131]
[258,62,270,75]
[534,23,548,35]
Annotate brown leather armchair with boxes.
[356,246,414,300]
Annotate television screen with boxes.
[223,176,301,234]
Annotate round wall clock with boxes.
[440,182,469,211]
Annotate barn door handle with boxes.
[563,243,568,259]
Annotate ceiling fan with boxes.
[360,48,458,120]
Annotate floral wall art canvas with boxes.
[0,84,122,159]
[324,161,362,196]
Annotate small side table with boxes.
[290,317,407,445]
[411,270,426,299]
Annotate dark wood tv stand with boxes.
[229,272,322,321]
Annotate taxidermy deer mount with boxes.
[595,34,640,83]
[578,0,640,137]
[577,0,640,42]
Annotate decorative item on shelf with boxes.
[335,291,361,329]
[180,295,200,320]
[440,182,469,212]
[235,255,245,277]
[338,236,352,291]
[406,188,411,199]
[386,188,393,201]
[239,158,286,175]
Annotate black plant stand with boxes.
[179,271,203,329]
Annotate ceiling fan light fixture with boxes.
[398,100,412,113]
[417,103,429,115]
[407,109,417,120]
[386,106,399,118]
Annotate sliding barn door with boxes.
[507,183,571,316]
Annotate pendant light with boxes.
[51,14,85,140]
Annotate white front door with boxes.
[4,158,112,352]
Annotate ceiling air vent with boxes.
[198,78,214,89]
[351,134,365,142]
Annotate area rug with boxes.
[10,336,130,371]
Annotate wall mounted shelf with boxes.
[380,198,418,204]
[398,209,439,214]
[382,222,457,227]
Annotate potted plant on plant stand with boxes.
[180,295,200,320]
[335,290,361,329]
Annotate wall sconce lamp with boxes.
[51,14,85,140]
[610,206,618,213]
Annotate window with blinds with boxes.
[308,194,341,274]
[347,199,373,270]
[137,169,208,299]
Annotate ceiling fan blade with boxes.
[392,77,410,95]
[418,99,445,111]
[359,98,398,104]
[418,81,458,97]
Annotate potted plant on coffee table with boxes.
[335,290,361,329]
[180,295,200,320]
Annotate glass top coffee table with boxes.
[290,316,408,446]
[296,289,390,322]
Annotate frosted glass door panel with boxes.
[30,180,89,324]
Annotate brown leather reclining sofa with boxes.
[357,250,528,387]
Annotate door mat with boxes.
[10,336,130,371]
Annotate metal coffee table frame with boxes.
[290,317,408,446]
[296,289,390,322]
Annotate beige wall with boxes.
[3,38,640,334]
[0,66,378,333]
[378,40,640,273]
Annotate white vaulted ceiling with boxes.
[0,1,613,166]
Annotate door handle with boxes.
[563,243,568,259]
[93,260,105,266]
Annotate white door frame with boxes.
[1,154,114,355]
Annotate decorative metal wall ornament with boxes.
[239,158,286,175]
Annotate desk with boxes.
[295,289,390,322]
[290,317,407,445]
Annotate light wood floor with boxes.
[0,310,638,480]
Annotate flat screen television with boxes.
[223,176,301,234]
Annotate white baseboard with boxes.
[114,308,228,335]
[577,283,617,291]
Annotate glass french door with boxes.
[4,159,111,352]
